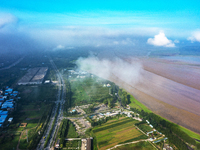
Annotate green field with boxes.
[13,102,52,124]
[178,126,200,140]
[16,84,57,104]
[114,141,156,150]
[70,77,112,106]
[93,118,147,150]
[0,134,21,150]
[66,121,79,138]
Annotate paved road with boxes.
[0,56,25,71]
[37,57,66,150]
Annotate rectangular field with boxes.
[93,118,148,150]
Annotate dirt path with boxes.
[107,139,150,150]
[16,126,37,150]
[17,130,23,150]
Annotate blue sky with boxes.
[1,0,200,13]
[0,0,200,50]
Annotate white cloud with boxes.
[174,39,179,43]
[76,56,142,86]
[0,13,18,28]
[53,45,65,50]
[187,31,200,42]
[147,31,175,47]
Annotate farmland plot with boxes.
[93,118,148,150]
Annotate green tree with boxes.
[103,99,108,105]
[88,104,94,113]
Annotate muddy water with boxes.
[109,58,200,134]
[141,58,200,90]
[136,69,200,116]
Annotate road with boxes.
[0,56,25,71]
[37,56,66,150]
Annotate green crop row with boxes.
[93,119,133,133]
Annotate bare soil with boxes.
[19,123,27,128]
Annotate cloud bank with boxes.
[147,31,175,47]
[188,31,200,42]
[0,13,18,29]
[27,26,160,48]
[76,56,142,86]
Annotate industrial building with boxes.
[18,67,48,85]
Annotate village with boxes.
[66,102,173,150]
[0,86,19,127]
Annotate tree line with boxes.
[131,107,197,150]
[118,89,131,107]
[58,119,69,148]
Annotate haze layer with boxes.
[78,56,200,134]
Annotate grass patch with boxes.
[0,135,20,150]
[67,122,79,138]
[26,123,38,129]
[14,102,52,123]
[19,139,29,149]
[178,126,200,140]
[128,94,151,113]
[16,84,57,103]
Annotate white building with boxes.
[8,117,13,122]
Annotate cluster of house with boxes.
[90,111,120,120]
[90,110,141,121]
[68,70,88,79]
[0,86,18,127]
[144,119,168,144]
